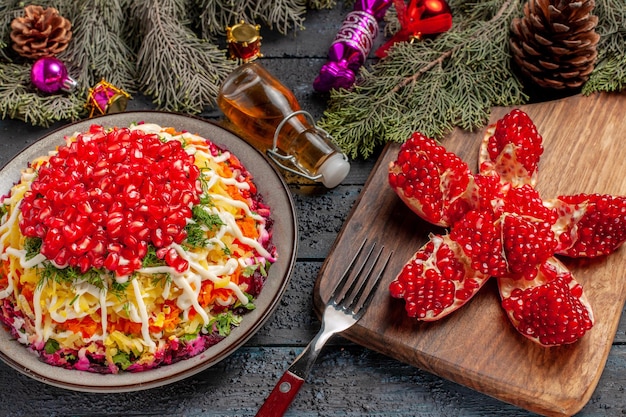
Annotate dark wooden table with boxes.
[0,3,624,416]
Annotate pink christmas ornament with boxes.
[313,0,393,92]
[30,56,77,94]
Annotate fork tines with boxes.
[330,240,392,318]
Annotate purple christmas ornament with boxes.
[30,56,77,94]
[313,0,393,92]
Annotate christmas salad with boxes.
[0,122,276,373]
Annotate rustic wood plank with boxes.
[313,92,626,416]
[0,345,622,416]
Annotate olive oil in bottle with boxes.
[218,22,350,188]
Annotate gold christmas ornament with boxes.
[86,80,131,118]
[226,21,262,63]
[10,5,73,59]
[510,0,600,90]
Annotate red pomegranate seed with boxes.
[19,126,202,276]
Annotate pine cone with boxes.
[10,5,72,59]
[510,0,600,90]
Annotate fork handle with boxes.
[254,371,304,417]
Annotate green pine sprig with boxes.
[320,0,525,159]
[61,0,137,93]
[0,63,83,126]
[320,0,626,160]
[131,0,237,114]
[582,0,626,94]
[194,0,337,39]
[0,0,324,126]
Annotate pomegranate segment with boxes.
[389,234,490,321]
[546,193,626,258]
[18,126,202,276]
[498,257,594,346]
[498,185,558,278]
[449,209,508,277]
[479,108,543,188]
[388,132,478,227]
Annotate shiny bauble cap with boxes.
[226,21,262,62]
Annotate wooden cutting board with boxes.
[313,91,626,417]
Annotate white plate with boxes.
[0,111,297,392]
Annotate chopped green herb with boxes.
[242,264,258,277]
[84,269,106,290]
[24,237,42,261]
[0,204,7,218]
[192,205,225,231]
[242,261,270,278]
[142,244,167,268]
[179,327,200,342]
[151,272,172,287]
[44,339,60,354]
[112,351,132,370]
[69,294,80,306]
[184,222,210,248]
[238,293,256,311]
[208,311,242,337]
[199,194,213,205]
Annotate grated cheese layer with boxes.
[0,123,277,373]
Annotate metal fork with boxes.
[255,241,392,417]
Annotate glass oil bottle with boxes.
[218,22,350,188]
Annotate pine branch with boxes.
[582,0,626,94]
[0,1,21,60]
[320,0,525,159]
[132,0,236,113]
[308,0,337,8]
[195,0,309,39]
[61,0,136,92]
[0,63,83,126]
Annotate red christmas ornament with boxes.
[375,0,453,58]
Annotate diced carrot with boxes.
[62,316,99,339]
[225,184,248,203]
[109,318,143,336]
[199,280,216,307]
[161,301,182,332]
[236,217,259,239]
[163,127,179,135]
[199,276,237,308]
[214,288,232,301]
[0,262,8,290]
[20,283,35,303]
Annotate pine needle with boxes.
[61,0,137,92]
[582,0,626,94]
[195,0,316,39]
[132,0,236,113]
[320,0,525,159]
[0,63,83,126]
[0,0,318,126]
[320,0,625,159]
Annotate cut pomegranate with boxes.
[388,109,626,346]
[389,234,490,320]
[479,109,543,187]
[388,132,478,227]
[19,125,202,276]
[498,257,594,346]
[546,193,626,257]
